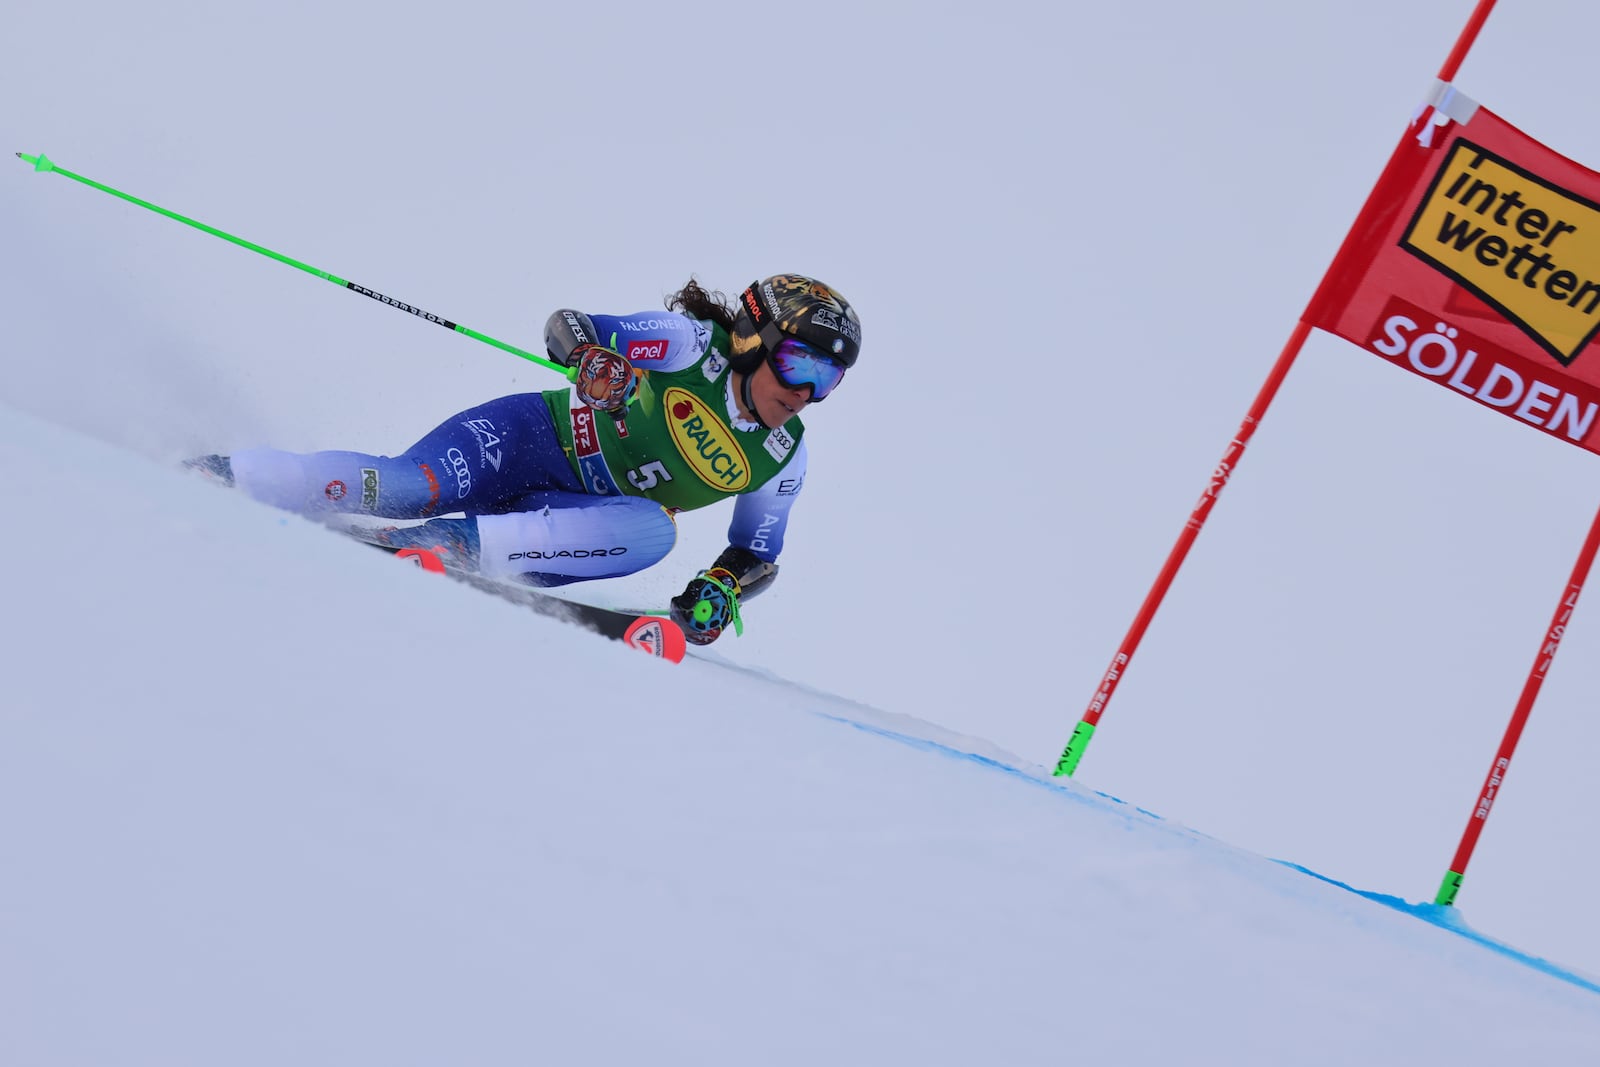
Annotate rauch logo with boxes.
[663,387,750,492]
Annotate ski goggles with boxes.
[766,337,847,402]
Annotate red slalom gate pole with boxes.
[1438,0,1499,83]
[1051,0,1500,779]
[1433,502,1600,906]
[1053,320,1311,776]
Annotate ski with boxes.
[349,530,686,663]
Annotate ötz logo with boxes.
[572,407,598,455]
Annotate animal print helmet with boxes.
[731,275,862,370]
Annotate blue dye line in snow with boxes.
[812,710,1600,999]
[1276,862,1600,996]
[815,712,1158,818]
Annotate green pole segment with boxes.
[15,152,575,381]
[1053,721,1095,777]
[1434,870,1463,907]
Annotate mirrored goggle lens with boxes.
[768,338,847,401]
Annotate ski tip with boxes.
[16,152,54,173]
[623,616,687,663]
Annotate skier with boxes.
[190,274,861,645]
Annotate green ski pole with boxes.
[15,152,575,381]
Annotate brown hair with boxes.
[665,277,739,333]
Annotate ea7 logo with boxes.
[460,418,504,471]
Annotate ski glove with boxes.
[669,567,744,646]
[571,343,637,415]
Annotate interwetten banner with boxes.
[1305,98,1600,455]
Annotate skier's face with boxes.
[746,359,813,427]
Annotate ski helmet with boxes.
[730,274,862,374]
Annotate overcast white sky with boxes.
[8,0,1600,977]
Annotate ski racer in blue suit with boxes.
[197,275,862,645]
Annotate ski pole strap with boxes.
[702,572,744,637]
[15,152,575,381]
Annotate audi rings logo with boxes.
[445,447,471,499]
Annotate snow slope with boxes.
[12,2,1600,1055]
[5,407,1600,1065]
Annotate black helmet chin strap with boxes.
[738,369,772,430]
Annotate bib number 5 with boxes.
[627,460,674,491]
